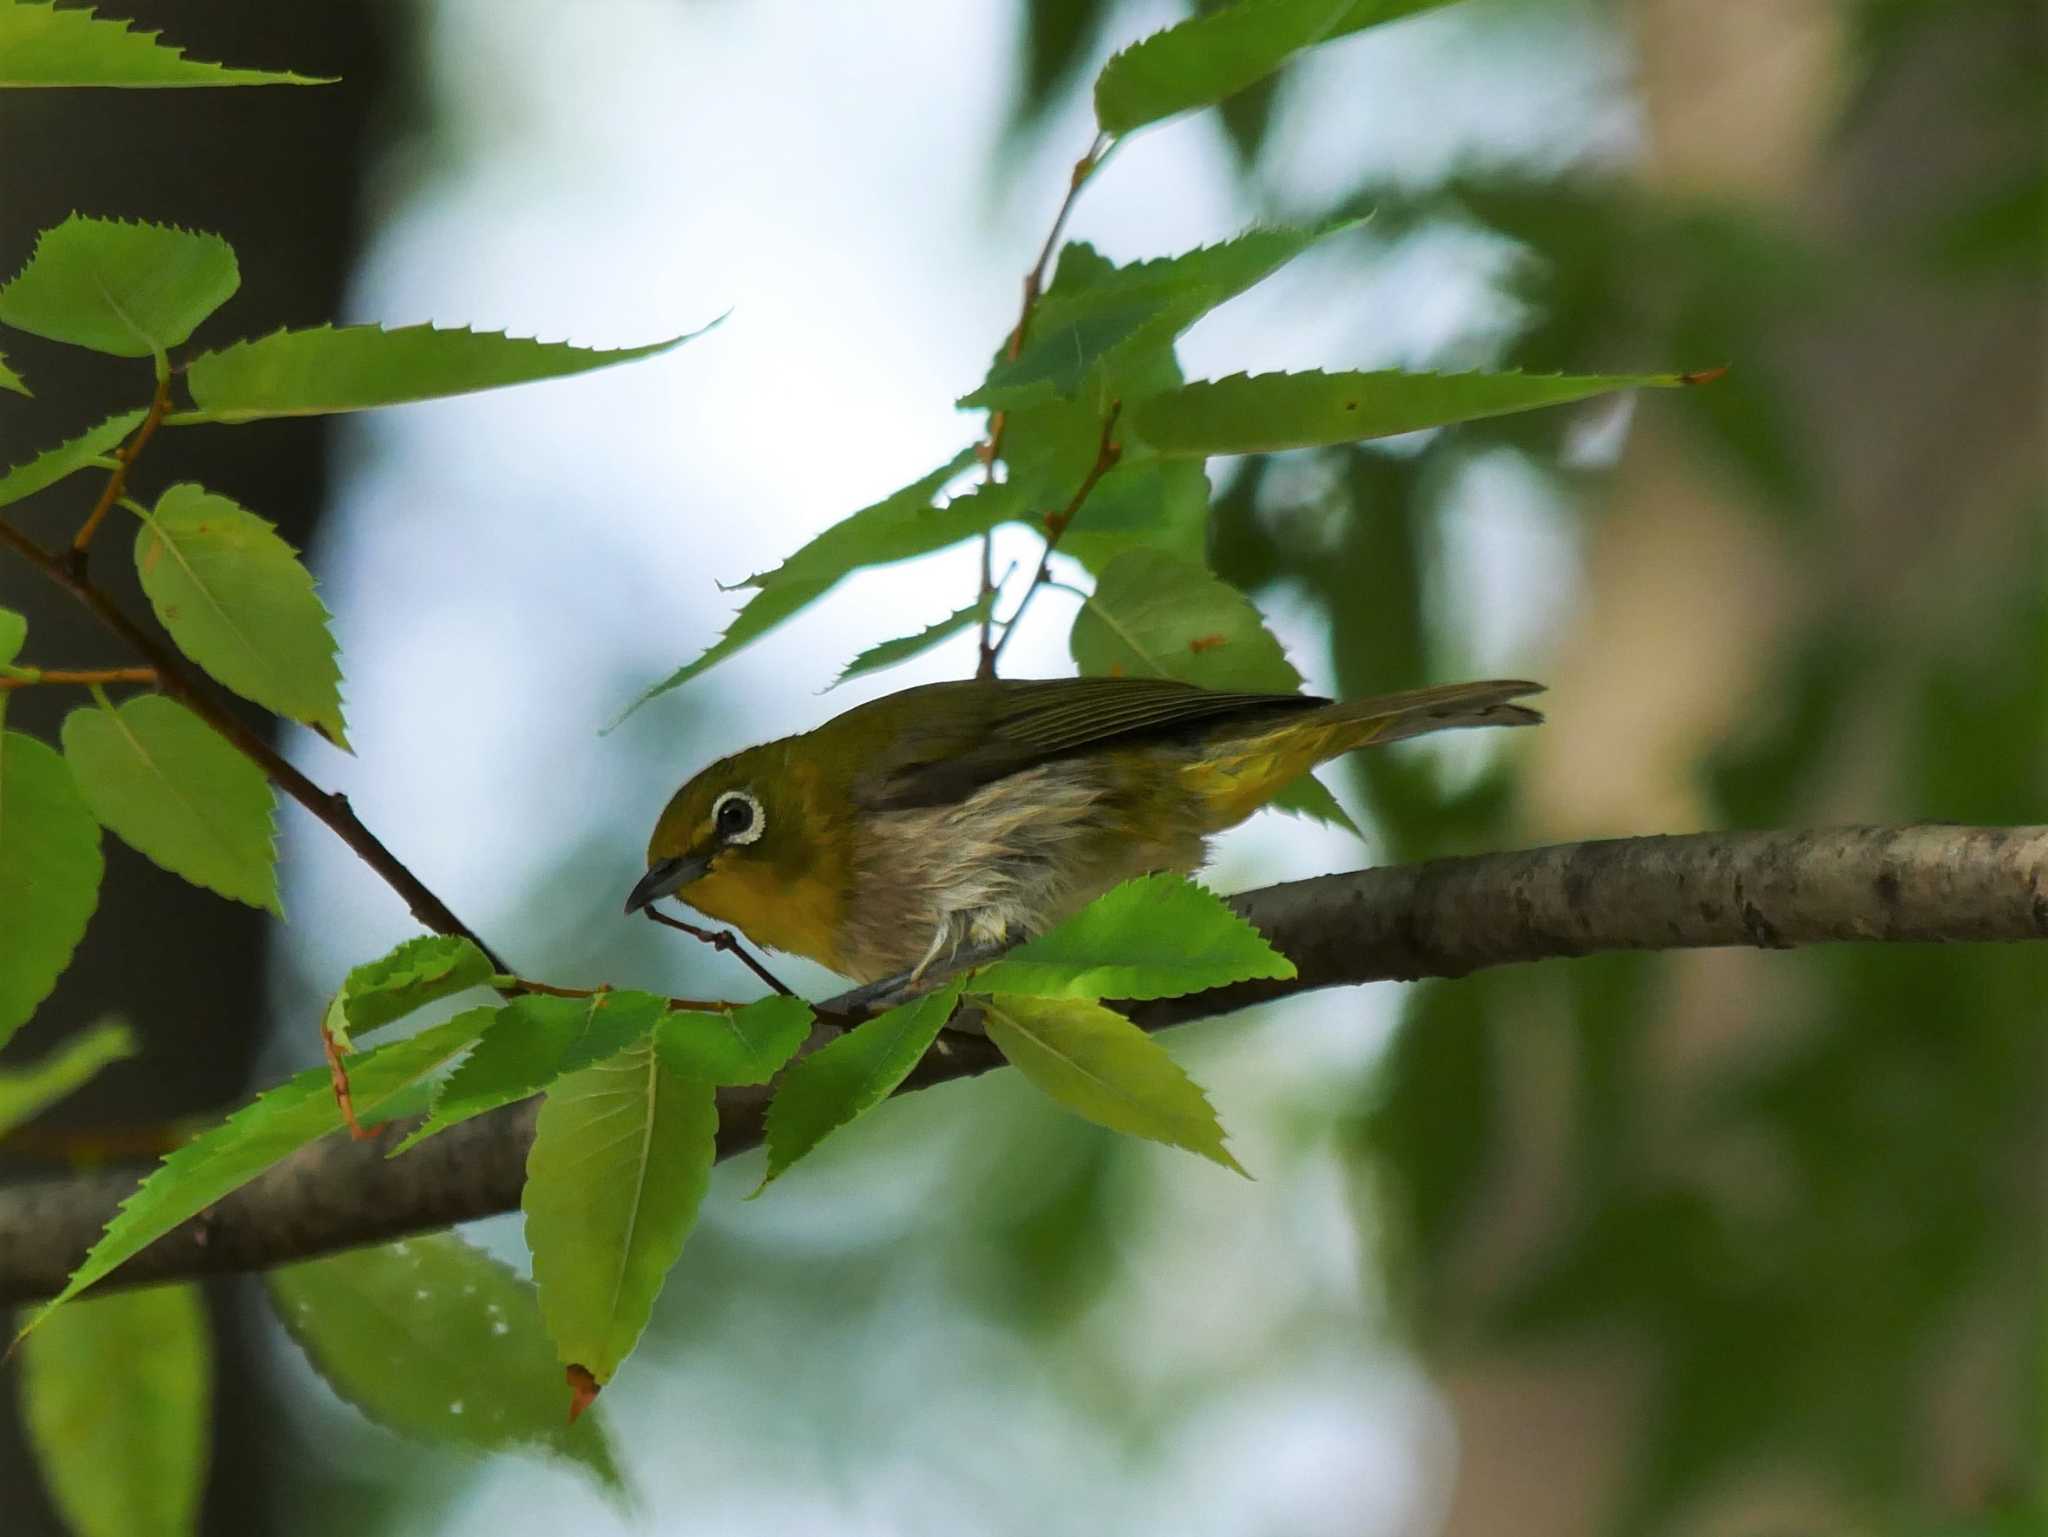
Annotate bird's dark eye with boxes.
[713,789,762,844]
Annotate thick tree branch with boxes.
[1,823,2040,1305]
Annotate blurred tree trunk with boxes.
[1448,1,2045,1531]
[0,4,399,1532]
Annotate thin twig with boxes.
[68,372,173,569]
[503,974,741,1013]
[319,1009,370,1142]
[988,400,1124,670]
[0,519,509,973]
[642,906,796,996]
[0,665,158,691]
[977,132,1114,680]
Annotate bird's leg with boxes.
[641,906,796,996]
[819,934,1017,1026]
[906,918,956,987]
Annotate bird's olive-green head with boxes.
[625,737,853,971]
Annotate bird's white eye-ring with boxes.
[712,788,764,845]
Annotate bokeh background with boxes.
[2,1,2042,1533]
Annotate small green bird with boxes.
[627,675,1542,983]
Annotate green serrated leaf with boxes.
[267,1234,623,1490]
[962,223,1355,413]
[1044,240,1120,296]
[0,214,237,357]
[1086,224,1364,311]
[18,1282,210,1537]
[0,1018,134,1137]
[61,695,280,912]
[389,992,668,1157]
[0,1,335,87]
[832,592,994,687]
[523,1039,717,1385]
[1137,368,1688,457]
[1054,457,1211,574]
[1094,0,1462,137]
[0,730,103,1049]
[0,408,141,509]
[0,607,24,666]
[759,981,963,1187]
[971,873,1294,1001]
[180,318,713,423]
[1071,547,1303,691]
[134,484,348,746]
[0,346,28,395]
[22,1009,488,1335]
[338,934,494,1040]
[982,994,1246,1174]
[1268,770,1359,834]
[1068,549,1355,833]
[654,995,815,1086]
[741,465,1013,585]
[612,449,999,719]
[962,290,1185,412]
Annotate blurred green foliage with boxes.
[1,0,2038,1531]
[1029,0,2047,1530]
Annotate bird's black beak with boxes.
[624,852,711,915]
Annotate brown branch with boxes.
[0,519,508,973]
[0,823,2039,1305]
[68,371,173,565]
[0,665,158,691]
[976,134,1112,680]
[987,400,1123,670]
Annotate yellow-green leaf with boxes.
[0,214,237,357]
[134,484,347,746]
[0,408,141,509]
[18,1283,211,1537]
[0,606,24,666]
[267,1234,622,1490]
[982,994,1246,1174]
[1136,368,1689,457]
[22,1010,489,1335]
[654,995,815,1085]
[0,1018,135,1136]
[0,1,334,87]
[0,729,103,1049]
[759,981,963,1187]
[337,933,495,1041]
[181,319,712,423]
[971,874,1294,1001]
[0,346,28,395]
[390,992,668,1157]
[62,695,280,912]
[523,1039,717,1386]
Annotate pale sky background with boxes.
[262,2,1641,1531]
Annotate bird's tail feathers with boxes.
[1186,679,1544,831]
[1311,678,1546,747]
